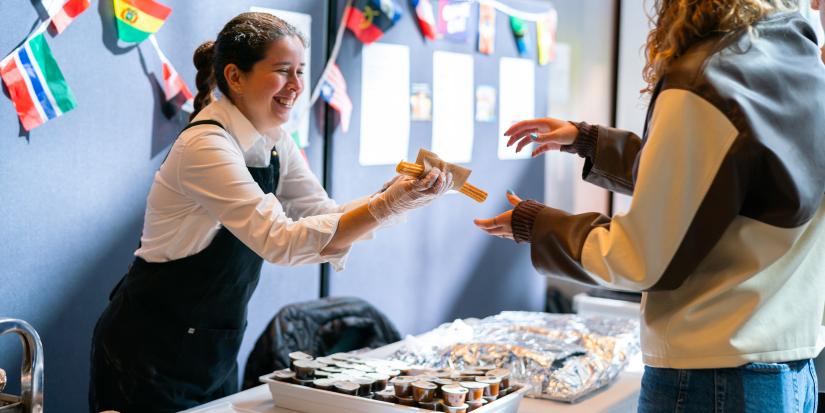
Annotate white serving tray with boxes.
[260,374,529,413]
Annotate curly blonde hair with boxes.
[642,0,798,93]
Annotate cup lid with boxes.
[475,376,501,384]
[441,384,468,394]
[334,382,360,392]
[288,351,313,360]
[412,380,438,390]
[292,359,316,369]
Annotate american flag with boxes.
[319,63,352,132]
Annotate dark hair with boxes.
[190,12,307,120]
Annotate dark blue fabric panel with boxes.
[328,0,549,335]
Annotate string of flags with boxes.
[312,0,557,134]
[1,0,191,131]
[1,0,556,136]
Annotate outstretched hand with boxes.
[504,117,579,158]
[473,191,523,240]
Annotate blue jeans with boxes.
[638,359,819,413]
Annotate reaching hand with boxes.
[504,117,579,158]
[368,168,453,223]
[473,191,522,240]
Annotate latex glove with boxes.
[368,168,453,223]
[504,117,579,158]
[473,190,523,240]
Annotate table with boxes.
[183,339,643,413]
[182,371,641,413]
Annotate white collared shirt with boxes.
[135,97,365,271]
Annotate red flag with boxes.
[149,36,194,118]
[44,0,90,34]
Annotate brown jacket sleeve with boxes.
[563,122,643,196]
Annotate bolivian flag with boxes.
[113,0,171,43]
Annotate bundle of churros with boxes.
[396,161,488,203]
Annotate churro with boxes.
[396,161,488,203]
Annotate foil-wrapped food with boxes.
[390,311,639,402]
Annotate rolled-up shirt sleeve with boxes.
[178,132,351,271]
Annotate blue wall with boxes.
[0,1,328,411]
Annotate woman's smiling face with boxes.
[226,35,305,134]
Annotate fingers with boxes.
[504,118,550,139]
[380,175,403,192]
[473,216,498,229]
[514,134,536,153]
[473,217,514,239]
[413,168,441,191]
[506,128,538,147]
[441,172,454,194]
[505,190,522,206]
[417,169,455,196]
[531,143,560,157]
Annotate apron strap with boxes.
[160,120,227,164]
[181,119,226,133]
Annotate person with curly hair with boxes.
[476,0,824,411]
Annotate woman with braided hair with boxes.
[89,12,452,412]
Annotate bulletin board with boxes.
[326,0,552,336]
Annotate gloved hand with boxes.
[368,168,453,224]
[375,174,404,195]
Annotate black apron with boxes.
[89,120,280,412]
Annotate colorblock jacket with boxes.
[513,12,825,368]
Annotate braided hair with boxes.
[190,12,307,120]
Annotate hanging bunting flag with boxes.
[411,0,437,40]
[0,32,77,131]
[345,0,402,44]
[319,63,352,132]
[437,0,471,43]
[536,9,557,65]
[477,2,496,54]
[148,35,193,118]
[509,15,530,57]
[42,0,90,34]
[113,0,172,43]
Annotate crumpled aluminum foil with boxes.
[391,311,639,402]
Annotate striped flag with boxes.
[319,64,352,132]
[161,57,193,111]
[148,36,193,117]
[0,33,77,131]
[43,0,90,34]
[411,0,437,40]
[113,0,172,43]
